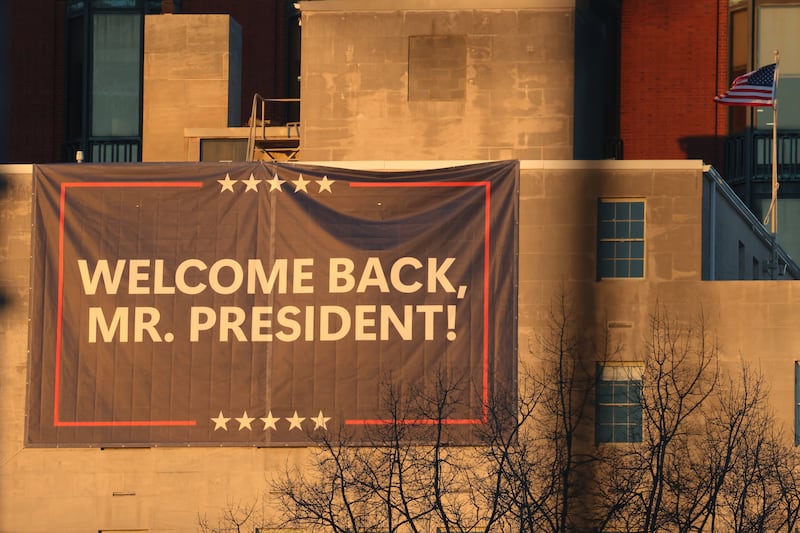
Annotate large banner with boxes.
[27,161,518,446]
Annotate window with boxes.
[91,13,142,137]
[596,363,643,444]
[597,199,645,279]
[200,139,248,162]
[64,0,171,162]
[756,5,800,130]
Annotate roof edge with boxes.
[296,0,575,12]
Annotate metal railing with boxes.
[246,93,300,162]
[64,137,141,163]
[724,129,800,184]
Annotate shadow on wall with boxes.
[679,135,725,173]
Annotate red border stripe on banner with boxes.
[345,181,492,426]
[54,181,203,428]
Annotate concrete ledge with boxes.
[0,164,34,174]
[1,160,708,175]
[297,0,575,11]
[293,160,708,171]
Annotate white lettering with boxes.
[78,259,126,295]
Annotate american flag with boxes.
[715,63,776,106]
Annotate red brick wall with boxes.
[620,0,728,168]
[8,0,65,163]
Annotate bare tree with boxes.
[203,297,800,533]
[198,497,265,533]
[591,304,800,533]
[716,400,800,532]
[271,373,512,533]
[593,303,719,533]
[485,287,601,533]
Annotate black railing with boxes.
[724,129,800,184]
[64,137,142,163]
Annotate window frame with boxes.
[597,198,646,280]
[596,362,644,444]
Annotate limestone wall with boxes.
[142,15,242,162]
[299,2,575,161]
[2,160,799,532]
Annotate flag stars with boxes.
[236,411,255,431]
[287,411,306,431]
[216,172,336,195]
[261,411,279,431]
[292,174,310,193]
[267,172,285,191]
[210,409,332,434]
[211,410,231,431]
[317,175,335,193]
[217,173,237,192]
[243,173,261,192]
[312,410,331,430]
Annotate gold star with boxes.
[317,176,335,193]
[311,410,331,430]
[292,174,310,193]
[286,411,306,431]
[261,411,279,431]
[267,172,285,191]
[211,410,231,431]
[217,173,237,192]
[236,410,255,431]
[243,173,261,192]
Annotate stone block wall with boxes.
[142,14,242,162]
[298,1,575,161]
[3,160,799,531]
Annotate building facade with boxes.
[3,1,800,532]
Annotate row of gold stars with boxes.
[210,409,331,432]
[217,173,335,194]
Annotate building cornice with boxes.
[296,0,575,12]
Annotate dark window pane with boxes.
[630,220,644,239]
[612,405,630,423]
[599,201,614,220]
[631,421,642,442]
[622,384,640,403]
[597,385,613,404]
[630,201,645,219]
[599,260,614,278]
[91,13,142,136]
[597,424,613,443]
[599,222,614,240]
[615,221,630,239]
[629,260,644,278]
[631,405,642,426]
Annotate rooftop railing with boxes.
[724,129,800,185]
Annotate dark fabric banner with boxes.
[27,161,518,446]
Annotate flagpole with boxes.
[771,49,780,236]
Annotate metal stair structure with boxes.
[246,93,301,161]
